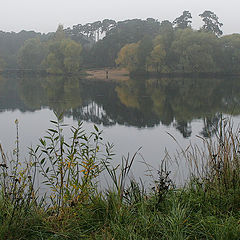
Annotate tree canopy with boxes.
[16,25,83,74]
[0,11,238,75]
[199,10,223,36]
[43,26,82,74]
[18,38,47,70]
[115,43,140,72]
[173,11,192,29]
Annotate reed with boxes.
[0,115,240,239]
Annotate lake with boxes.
[1,74,240,185]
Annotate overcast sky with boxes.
[1,0,239,35]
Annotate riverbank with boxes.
[1,68,240,81]
[86,68,240,80]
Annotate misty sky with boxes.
[1,0,239,35]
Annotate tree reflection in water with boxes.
[0,74,240,138]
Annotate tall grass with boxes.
[29,113,115,212]
[182,117,240,210]
[0,115,240,239]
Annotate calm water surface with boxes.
[1,74,240,184]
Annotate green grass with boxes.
[0,116,240,239]
[0,186,240,239]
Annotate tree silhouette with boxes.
[173,11,192,29]
[199,10,223,36]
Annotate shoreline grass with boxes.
[0,116,240,239]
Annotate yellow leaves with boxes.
[79,157,99,181]
[116,43,140,72]
[80,169,86,175]
[90,165,97,171]
[147,43,167,72]
[81,160,88,166]
[67,161,71,169]
[96,146,99,152]
[183,218,188,224]
[153,34,164,46]
[151,44,166,60]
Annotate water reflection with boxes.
[0,74,240,138]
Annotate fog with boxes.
[1,0,239,34]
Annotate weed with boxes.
[30,113,112,212]
[0,116,240,239]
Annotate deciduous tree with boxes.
[44,26,83,74]
[219,34,240,72]
[18,38,47,70]
[171,29,218,72]
[115,43,139,72]
[147,43,166,72]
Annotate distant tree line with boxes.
[0,30,44,69]
[115,11,240,74]
[0,11,240,74]
[0,26,83,74]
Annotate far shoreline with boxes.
[1,68,240,80]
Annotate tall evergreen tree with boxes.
[199,10,223,36]
[173,11,192,29]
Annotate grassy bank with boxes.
[0,116,240,239]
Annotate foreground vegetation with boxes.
[0,116,240,239]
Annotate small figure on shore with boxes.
[106,70,109,79]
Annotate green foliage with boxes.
[30,114,109,209]
[219,34,240,72]
[199,118,240,193]
[0,15,238,74]
[165,29,219,72]
[137,35,153,71]
[0,30,43,69]
[15,25,83,74]
[147,42,167,72]
[45,39,82,74]
[199,10,223,36]
[1,118,240,238]
[0,120,38,239]
[159,201,190,240]
[43,26,83,74]
[85,18,160,68]
[172,29,218,72]
[65,19,116,43]
[115,26,227,74]
[115,42,140,72]
[18,37,47,70]
[173,11,192,29]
